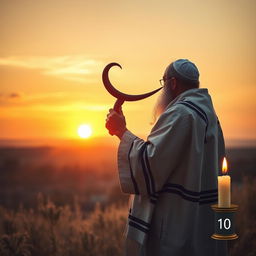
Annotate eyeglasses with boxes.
[159,77,172,86]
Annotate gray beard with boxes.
[151,87,173,124]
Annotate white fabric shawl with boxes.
[118,88,228,256]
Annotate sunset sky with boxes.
[0,0,255,145]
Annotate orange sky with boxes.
[0,0,256,145]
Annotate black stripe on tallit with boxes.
[128,221,149,234]
[163,183,217,197]
[144,144,156,194]
[160,183,218,204]
[150,195,218,205]
[200,193,218,200]
[128,214,150,228]
[184,100,208,123]
[176,100,209,143]
[200,188,218,195]
[161,188,199,202]
[177,101,208,125]
[139,142,151,194]
[163,183,200,196]
[199,198,218,205]
[150,193,159,204]
[128,140,139,194]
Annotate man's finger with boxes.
[108,112,120,120]
[107,115,113,121]
[107,112,115,118]
[105,122,111,130]
[105,120,114,129]
[105,122,116,136]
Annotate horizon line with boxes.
[1,137,256,148]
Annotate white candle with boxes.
[218,157,231,207]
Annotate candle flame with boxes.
[222,157,228,174]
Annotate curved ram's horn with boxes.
[102,62,162,102]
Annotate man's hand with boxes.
[105,108,127,139]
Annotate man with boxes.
[105,59,228,256]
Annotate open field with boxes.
[0,144,255,255]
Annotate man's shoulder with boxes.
[154,102,196,129]
[164,100,196,118]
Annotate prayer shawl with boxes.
[118,88,228,256]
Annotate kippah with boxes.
[172,59,199,81]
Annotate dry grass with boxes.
[0,194,128,256]
[228,177,256,256]
[0,177,255,256]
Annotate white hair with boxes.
[151,85,173,124]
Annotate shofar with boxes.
[102,62,162,113]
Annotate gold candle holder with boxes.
[211,204,238,240]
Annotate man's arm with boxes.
[106,105,201,195]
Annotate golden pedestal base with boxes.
[211,204,238,240]
[211,233,238,240]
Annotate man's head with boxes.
[153,59,200,122]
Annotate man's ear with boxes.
[170,77,177,90]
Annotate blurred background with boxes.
[0,0,255,255]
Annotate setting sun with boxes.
[77,124,92,139]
